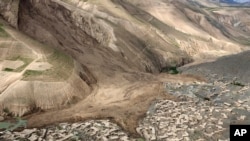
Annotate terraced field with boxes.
[0,21,89,117]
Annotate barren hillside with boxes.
[0,0,250,140]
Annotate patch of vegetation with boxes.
[0,23,9,37]
[22,49,74,81]
[3,68,14,72]
[136,138,145,141]
[0,117,27,131]
[3,107,13,117]
[168,67,179,74]
[23,70,43,78]
[161,66,180,74]
[231,80,245,87]
[44,49,74,79]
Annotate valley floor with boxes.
[1,51,250,141]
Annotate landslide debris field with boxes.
[0,0,250,140]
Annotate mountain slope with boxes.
[0,0,249,135]
[0,20,91,117]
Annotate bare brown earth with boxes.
[25,73,205,136]
[0,0,249,137]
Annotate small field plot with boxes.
[0,42,35,72]
[22,50,74,81]
[1,60,24,71]
[26,62,52,71]
[4,43,36,59]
